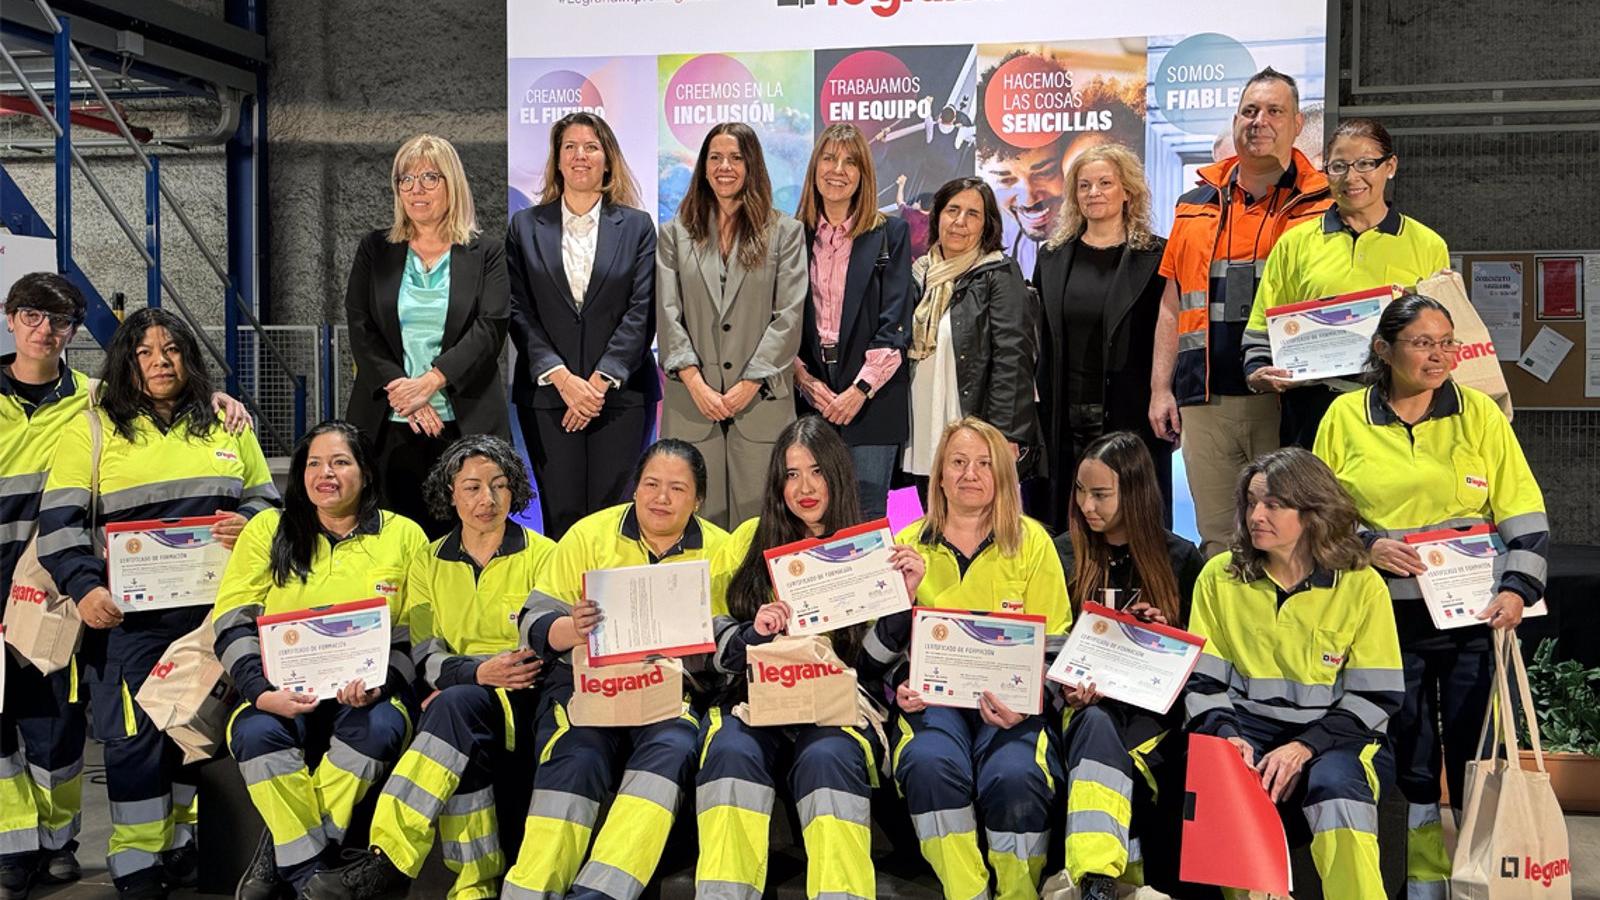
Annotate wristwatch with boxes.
[854,379,875,399]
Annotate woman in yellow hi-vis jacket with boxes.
[891,416,1069,900]
[697,415,923,900]
[297,434,555,900]
[498,439,729,900]
[38,308,278,899]
[212,421,427,897]
[1314,294,1547,900]
[1184,447,1404,900]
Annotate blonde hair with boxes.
[387,134,480,245]
[538,112,642,210]
[1045,142,1157,251]
[796,124,885,240]
[923,417,1024,557]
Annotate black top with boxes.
[1060,242,1122,405]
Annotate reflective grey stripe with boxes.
[0,751,27,779]
[39,815,81,851]
[324,738,384,784]
[1128,836,1143,865]
[1304,798,1378,836]
[442,786,498,817]
[0,471,46,498]
[1069,759,1133,800]
[1374,518,1487,541]
[107,847,163,879]
[499,883,559,900]
[1208,304,1229,322]
[111,796,170,825]
[274,828,327,867]
[214,603,262,634]
[1336,693,1391,731]
[239,748,306,785]
[1178,290,1208,311]
[910,806,977,840]
[240,483,280,514]
[797,787,870,827]
[985,828,1049,860]
[392,623,410,645]
[528,789,601,828]
[1407,802,1442,829]
[27,757,84,789]
[1498,512,1549,541]
[697,777,774,817]
[696,881,764,900]
[862,625,897,666]
[1045,634,1067,655]
[220,635,261,673]
[574,860,647,900]
[1234,699,1325,724]
[712,616,742,675]
[1184,690,1233,721]
[520,605,565,651]
[38,486,89,513]
[99,476,243,516]
[1245,677,1337,707]
[618,769,681,812]
[0,826,35,854]
[0,519,34,546]
[1388,578,1424,600]
[815,893,874,900]
[34,525,90,558]
[1207,259,1268,277]
[1343,667,1405,692]
[1408,880,1449,900]
[1066,810,1129,848]
[410,732,469,774]
[441,831,500,865]
[1504,549,1547,583]
[412,636,445,668]
[382,775,446,823]
[1194,654,1233,683]
[389,648,416,683]
[1178,330,1207,352]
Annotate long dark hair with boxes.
[1362,293,1453,392]
[539,112,642,210]
[927,176,1004,255]
[270,421,382,586]
[677,122,775,270]
[97,307,217,441]
[726,417,865,658]
[1067,432,1181,624]
[1225,447,1368,584]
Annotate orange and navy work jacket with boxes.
[1159,149,1332,406]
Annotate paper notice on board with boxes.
[1586,255,1600,398]
[1517,327,1574,383]
[1471,262,1524,359]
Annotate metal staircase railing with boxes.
[0,0,304,452]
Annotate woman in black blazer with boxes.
[1032,143,1172,532]
[793,124,913,519]
[506,113,658,539]
[344,133,509,538]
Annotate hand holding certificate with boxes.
[584,559,714,666]
[258,598,391,697]
[1046,602,1206,715]
[1267,286,1395,382]
[1404,525,1549,630]
[106,515,232,613]
[908,608,1046,714]
[765,519,912,636]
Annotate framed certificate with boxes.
[765,519,912,636]
[258,598,392,696]
[1046,601,1206,715]
[105,515,232,613]
[584,558,715,666]
[1404,525,1549,630]
[1266,286,1394,382]
[909,608,1046,715]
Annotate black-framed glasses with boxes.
[13,307,81,334]
[396,171,445,192]
[1324,155,1394,177]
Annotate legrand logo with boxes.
[754,660,844,687]
[8,584,49,605]
[579,665,665,698]
[1501,855,1571,888]
[778,0,976,18]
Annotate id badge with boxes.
[1223,263,1257,322]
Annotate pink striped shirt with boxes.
[795,217,901,395]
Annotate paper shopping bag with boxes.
[1451,630,1571,900]
[1413,272,1513,420]
[568,644,684,727]
[135,615,237,765]
[5,537,85,675]
[741,635,859,727]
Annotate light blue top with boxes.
[392,247,456,422]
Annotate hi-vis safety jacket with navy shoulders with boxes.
[1314,381,1548,613]
[0,362,91,599]
[408,524,556,690]
[1183,554,1405,754]
[1160,150,1332,405]
[213,508,430,704]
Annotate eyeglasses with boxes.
[1324,155,1394,177]
[12,307,81,334]
[396,171,445,192]
[1399,337,1462,352]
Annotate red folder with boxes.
[1181,733,1292,895]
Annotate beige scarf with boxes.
[909,246,1004,360]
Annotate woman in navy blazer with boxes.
[793,123,913,519]
[506,113,659,539]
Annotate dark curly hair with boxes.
[423,434,534,521]
[97,307,218,442]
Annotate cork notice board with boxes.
[1456,252,1598,411]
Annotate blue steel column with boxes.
[226,0,272,424]
[53,17,70,274]
[145,156,162,308]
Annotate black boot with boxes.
[299,849,409,900]
[0,855,36,900]
[162,844,198,890]
[237,830,289,900]
[36,847,80,884]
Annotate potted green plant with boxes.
[1519,638,1600,812]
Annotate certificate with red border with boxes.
[1047,601,1206,714]
[258,598,391,696]
[105,514,231,613]
[1266,286,1395,381]
[764,518,912,636]
[1404,525,1548,629]
[583,559,715,667]
[909,607,1046,714]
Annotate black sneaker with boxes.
[116,867,170,900]
[36,848,80,884]
[299,849,409,900]
[237,830,289,900]
[0,860,35,900]
[162,844,198,889]
[1080,873,1118,900]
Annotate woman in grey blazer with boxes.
[656,122,807,529]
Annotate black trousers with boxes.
[519,402,651,541]
[374,418,462,540]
